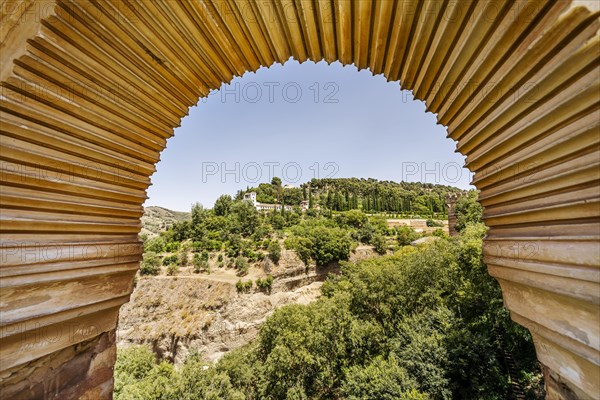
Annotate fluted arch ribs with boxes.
[1,1,598,398]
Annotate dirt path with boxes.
[152,266,263,285]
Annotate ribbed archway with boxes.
[1,1,598,398]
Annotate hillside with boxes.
[116,225,545,400]
[115,191,543,400]
[117,247,377,364]
[141,206,191,237]
[237,177,465,215]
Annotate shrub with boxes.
[355,223,376,244]
[162,254,178,266]
[166,263,179,276]
[245,249,259,262]
[236,279,253,293]
[144,237,165,253]
[218,254,224,262]
[396,226,419,246]
[235,256,248,269]
[432,229,447,238]
[204,239,222,251]
[140,252,160,276]
[192,241,203,252]
[371,234,387,255]
[193,253,210,274]
[227,257,236,268]
[177,250,189,267]
[165,241,180,252]
[235,256,249,276]
[201,250,209,261]
[426,219,444,227]
[255,275,274,294]
[226,248,237,258]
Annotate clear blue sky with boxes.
[145,59,473,211]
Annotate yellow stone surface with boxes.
[1,1,598,398]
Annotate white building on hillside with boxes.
[243,192,257,205]
[243,192,295,212]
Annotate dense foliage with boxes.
[144,191,437,274]
[452,190,484,232]
[119,219,543,399]
[139,179,475,280]
[236,177,463,216]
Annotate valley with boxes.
[114,179,543,399]
[118,240,379,363]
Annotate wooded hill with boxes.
[237,177,465,215]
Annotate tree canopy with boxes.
[120,221,544,400]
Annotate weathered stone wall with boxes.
[2,331,116,400]
[1,1,598,398]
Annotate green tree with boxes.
[393,310,452,399]
[355,222,376,244]
[282,187,304,205]
[271,177,282,187]
[226,234,243,258]
[214,194,233,216]
[341,356,425,400]
[342,209,368,228]
[230,201,260,236]
[454,191,483,232]
[309,226,352,267]
[371,234,387,255]
[114,346,176,400]
[174,352,245,400]
[144,236,165,253]
[267,241,282,264]
[191,202,206,226]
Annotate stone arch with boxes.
[1,1,598,398]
